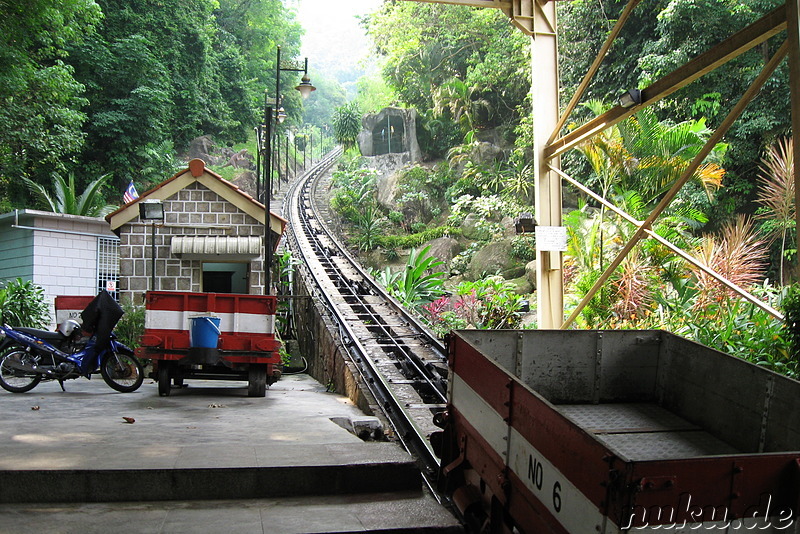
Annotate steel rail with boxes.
[283,150,448,499]
[287,160,445,486]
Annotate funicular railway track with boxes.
[283,149,449,498]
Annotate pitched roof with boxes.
[105,159,287,237]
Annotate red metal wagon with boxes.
[438,329,800,533]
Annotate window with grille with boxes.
[97,237,120,300]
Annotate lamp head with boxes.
[295,74,316,98]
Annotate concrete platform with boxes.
[0,374,461,532]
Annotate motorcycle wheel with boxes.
[0,347,42,393]
[100,352,144,393]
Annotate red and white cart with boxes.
[137,291,281,397]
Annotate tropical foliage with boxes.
[0,278,51,328]
[5,0,799,380]
[0,0,305,208]
[366,3,531,155]
[782,284,800,378]
[372,246,446,311]
[115,296,145,350]
[332,101,362,151]
[558,0,790,220]
[0,0,101,211]
[422,278,525,336]
[329,167,378,222]
[756,137,795,283]
[23,173,117,216]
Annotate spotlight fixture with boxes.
[617,88,642,108]
[514,212,537,234]
[139,199,164,221]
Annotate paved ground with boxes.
[0,374,370,465]
[0,373,461,533]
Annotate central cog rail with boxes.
[283,149,448,496]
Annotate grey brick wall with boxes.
[119,182,266,303]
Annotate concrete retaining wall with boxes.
[291,268,382,424]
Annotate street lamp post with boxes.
[262,46,315,295]
[255,126,262,202]
[139,199,164,292]
[274,127,280,186]
[263,99,273,294]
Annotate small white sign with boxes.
[535,226,567,252]
[106,280,117,292]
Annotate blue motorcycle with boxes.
[0,291,143,393]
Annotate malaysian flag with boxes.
[123,181,139,204]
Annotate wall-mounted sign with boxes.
[535,226,567,252]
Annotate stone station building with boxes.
[105,159,286,303]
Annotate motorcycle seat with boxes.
[16,327,65,343]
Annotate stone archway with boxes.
[372,114,405,155]
[358,107,421,162]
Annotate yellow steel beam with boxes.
[546,5,787,160]
[530,0,562,327]
[789,1,800,261]
[561,40,789,329]
[397,0,798,329]
[398,0,512,8]
[397,0,551,34]
[399,0,562,325]
[548,0,641,145]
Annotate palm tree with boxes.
[569,105,723,326]
[617,108,726,205]
[576,99,627,274]
[332,102,362,151]
[578,105,726,210]
[433,78,490,134]
[23,173,116,217]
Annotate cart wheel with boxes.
[158,362,171,397]
[248,364,267,397]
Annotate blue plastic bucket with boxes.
[189,316,221,348]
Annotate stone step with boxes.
[0,376,461,531]
[0,490,464,533]
[0,443,420,504]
